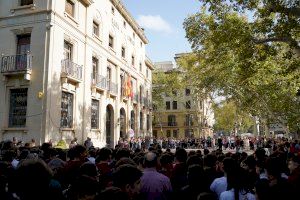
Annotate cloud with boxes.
[137,15,172,33]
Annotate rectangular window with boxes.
[109,35,114,48]
[186,100,191,109]
[168,115,176,126]
[93,21,99,36]
[166,130,171,138]
[17,34,31,54]
[9,88,28,127]
[91,99,99,129]
[20,0,33,6]
[123,21,126,28]
[107,67,111,89]
[92,57,98,82]
[146,68,149,78]
[147,114,150,131]
[185,114,193,126]
[139,63,142,72]
[166,101,170,110]
[140,112,143,130]
[185,129,192,138]
[64,41,73,60]
[172,101,177,110]
[120,74,125,97]
[60,92,73,128]
[121,47,126,58]
[185,88,191,96]
[131,55,135,66]
[65,0,74,17]
[173,130,178,138]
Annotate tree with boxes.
[180,0,300,133]
[214,101,255,134]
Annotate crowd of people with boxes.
[0,136,299,200]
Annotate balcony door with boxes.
[168,115,176,126]
[64,41,73,60]
[17,35,31,54]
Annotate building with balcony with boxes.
[152,58,214,139]
[0,0,153,147]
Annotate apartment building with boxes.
[152,59,214,139]
[0,0,153,147]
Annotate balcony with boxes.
[107,81,118,97]
[184,122,194,127]
[92,75,106,92]
[154,122,178,127]
[1,54,32,80]
[61,59,83,83]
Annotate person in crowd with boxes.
[219,167,255,200]
[112,164,143,200]
[287,155,300,195]
[84,137,93,149]
[171,148,188,193]
[140,152,172,200]
[210,157,236,199]
[14,159,59,200]
[178,164,206,200]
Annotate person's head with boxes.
[203,154,217,168]
[15,159,53,200]
[175,148,187,163]
[288,155,300,174]
[187,164,204,186]
[241,155,256,171]
[115,158,137,168]
[72,145,87,161]
[159,154,173,169]
[144,152,157,168]
[73,175,99,200]
[113,164,143,198]
[115,148,131,161]
[96,147,112,162]
[265,157,282,181]
[203,149,210,155]
[222,157,237,174]
[187,155,203,168]
[79,162,99,181]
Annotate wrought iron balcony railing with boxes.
[61,59,83,81]
[154,122,178,127]
[1,53,32,74]
[107,81,118,95]
[92,75,107,90]
[184,122,194,126]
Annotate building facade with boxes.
[0,0,153,147]
[152,59,214,139]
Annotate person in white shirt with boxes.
[220,164,255,200]
[210,157,237,198]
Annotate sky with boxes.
[122,0,201,62]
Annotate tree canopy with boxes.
[180,0,300,133]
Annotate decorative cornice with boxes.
[110,0,148,44]
[145,56,154,70]
[80,0,94,6]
